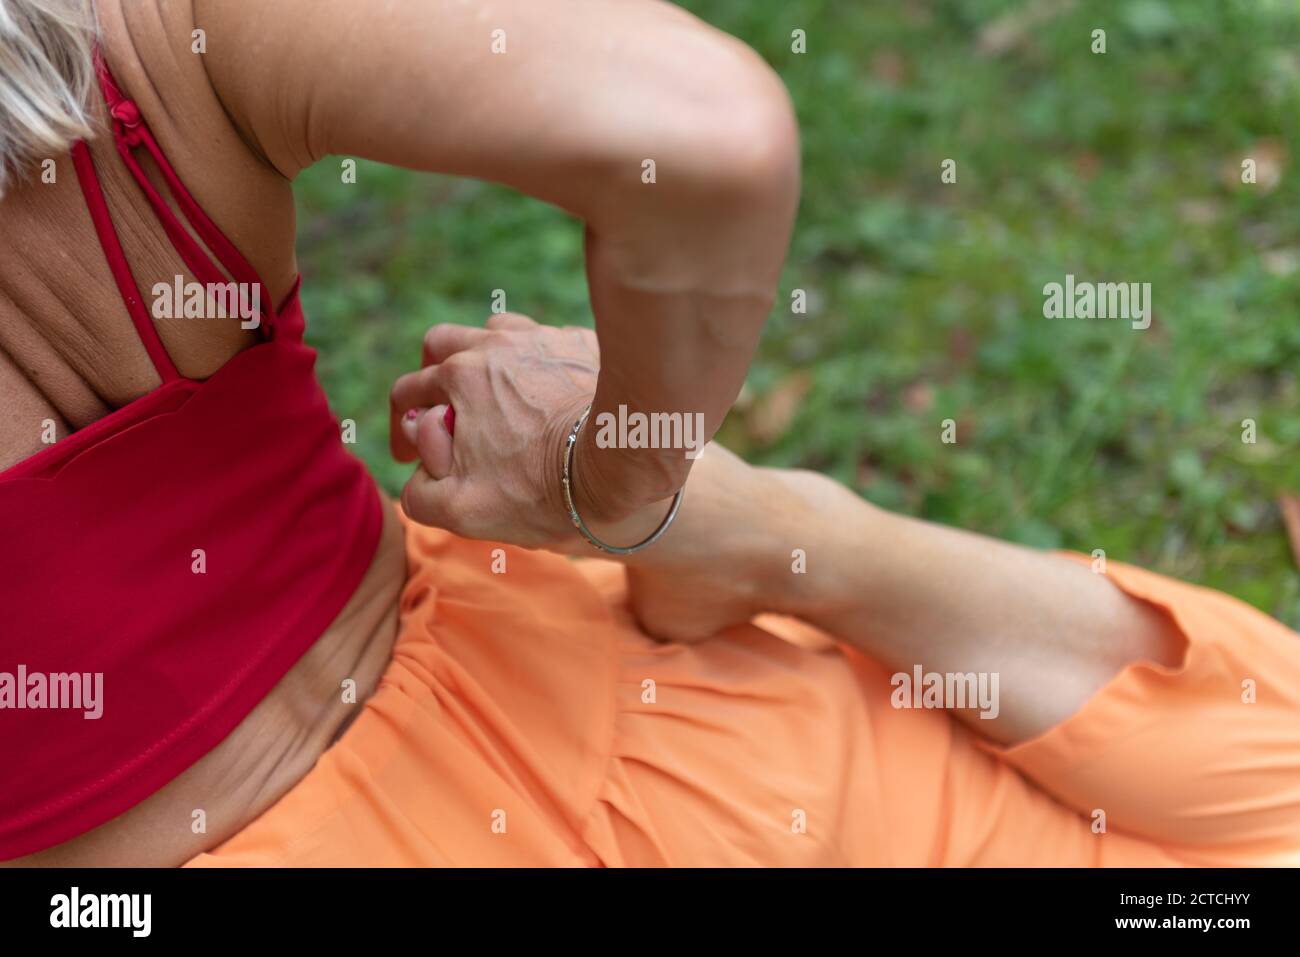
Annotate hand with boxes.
[390,313,682,550]
[389,313,594,547]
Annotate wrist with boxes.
[574,421,692,521]
[543,398,692,555]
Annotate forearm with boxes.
[769,471,1185,745]
[574,55,800,517]
[578,155,798,515]
[201,0,799,523]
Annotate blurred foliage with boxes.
[295,0,1300,627]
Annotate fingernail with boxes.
[444,405,455,436]
[401,407,427,443]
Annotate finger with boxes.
[391,406,422,464]
[390,405,419,463]
[400,466,464,531]
[402,403,454,480]
[392,364,451,415]
[389,365,451,462]
[484,312,537,331]
[422,323,488,367]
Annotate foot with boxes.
[614,444,839,643]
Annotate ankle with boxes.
[760,467,873,622]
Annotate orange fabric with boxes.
[185,519,1300,867]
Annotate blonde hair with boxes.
[0,0,97,198]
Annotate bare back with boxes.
[0,0,294,465]
[0,0,405,866]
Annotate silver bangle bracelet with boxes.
[561,405,685,555]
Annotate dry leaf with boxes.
[1073,152,1102,180]
[747,371,812,445]
[903,381,935,414]
[977,0,1076,57]
[1178,199,1221,226]
[1224,138,1287,193]
[1261,248,1300,277]
[871,50,907,87]
[1279,495,1300,570]
[947,327,976,367]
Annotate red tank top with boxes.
[0,56,383,859]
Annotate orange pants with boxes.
[186,517,1300,866]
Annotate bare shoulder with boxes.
[94,0,298,297]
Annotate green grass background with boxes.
[293,0,1300,627]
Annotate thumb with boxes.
[401,404,454,480]
[400,464,463,531]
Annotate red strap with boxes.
[87,52,278,336]
[71,140,182,382]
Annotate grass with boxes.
[293,0,1300,627]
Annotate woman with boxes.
[1,0,1297,867]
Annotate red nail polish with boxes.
[444,405,456,435]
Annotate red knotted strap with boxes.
[92,52,278,337]
[71,140,183,382]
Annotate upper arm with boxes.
[195,0,797,224]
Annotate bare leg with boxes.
[613,444,1185,746]
[607,447,1300,860]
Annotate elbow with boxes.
[588,32,800,295]
[694,51,802,214]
